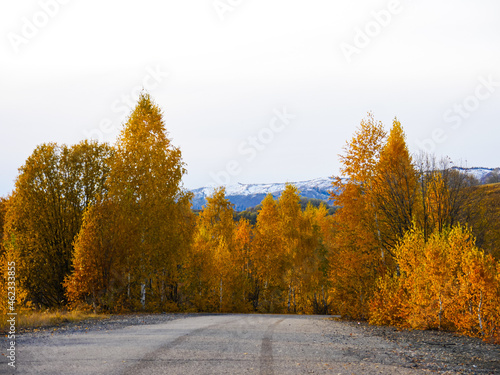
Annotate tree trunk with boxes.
[141,282,146,309]
[219,278,223,312]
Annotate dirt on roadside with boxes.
[346,321,500,374]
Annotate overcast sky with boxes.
[1,0,499,196]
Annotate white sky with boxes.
[1,0,499,195]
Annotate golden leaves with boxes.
[370,226,500,340]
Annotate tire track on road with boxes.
[259,318,284,375]
[122,322,219,375]
[122,315,246,375]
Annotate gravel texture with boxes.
[12,314,500,374]
[345,321,500,374]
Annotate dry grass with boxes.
[1,309,107,332]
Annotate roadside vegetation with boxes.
[1,95,498,342]
[0,309,106,333]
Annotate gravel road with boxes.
[4,314,499,374]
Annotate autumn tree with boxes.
[329,112,386,319]
[0,197,7,250]
[184,188,246,312]
[4,141,112,307]
[370,225,500,341]
[0,196,10,315]
[0,196,8,266]
[92,92,194,311]
[64,198,129,311]
[329,115,485,320]
[233,218,254,310]
[248,186,332,314]
[472,183,500,260]
[371,119,418,262]
[278,184,304,313]
[451,240,500,339]
[252,194,286,312]
[277,184,330,313]
[299,203,332,314]
[415,155,478,240]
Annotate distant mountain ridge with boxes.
[450,167,499,183]
[190,167,499,211]
[191,177,340,211]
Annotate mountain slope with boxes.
[450,167,499,184]
[190,167,499,211]
[191,178,339,211]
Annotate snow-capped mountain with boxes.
[191,177,339,211]
[190,167,499,211]
[451,167,498,183]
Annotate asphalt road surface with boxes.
[12,314,454,374]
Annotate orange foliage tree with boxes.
[0,196,10,316]
[65,93,193,311]
[184,188,251,312]
[64,198,129,311]
[106,93,193,311]
[329,113,386,319]
[251,187,332,313]
[370,225,500,341]
[371,119,418,262]
[300,203,332,314]
[251,194,287,312]
[4,141,112,308]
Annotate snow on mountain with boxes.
[452,167,498,183]
[190,167,498,211]
[191,177,340,211]
[223,177,335,197]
